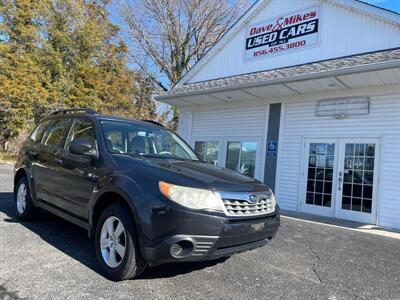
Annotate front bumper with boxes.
[142,210,280,265]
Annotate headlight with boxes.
[267,190,277,213]
[159,181,224,211]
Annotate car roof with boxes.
[43,111,164,129]
[98,115,164,128]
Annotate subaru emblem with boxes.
[249,194,259,203]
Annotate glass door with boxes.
[335,140,380,224]
[301,139,338,217]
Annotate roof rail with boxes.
[51,108,97,115]
[141,120,164,127]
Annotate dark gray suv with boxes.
[14,108,280,281]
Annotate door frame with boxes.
[334,138,381,224]
[300,137,381,224]
[300,138,339,217]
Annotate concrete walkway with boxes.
[282,210,400,240]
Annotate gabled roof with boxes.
[172,0,400,89]
[156,47,400,100]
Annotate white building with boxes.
[156,0,400,230]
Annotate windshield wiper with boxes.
[139,154,199,161]
[115,152,198,162]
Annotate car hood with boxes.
[125,156,268,192]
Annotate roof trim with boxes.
[156,47,400,101]
[184,47,400,86]
[174,0,400,89]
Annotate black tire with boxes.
[14,176,40,220]
[95,203,147,281]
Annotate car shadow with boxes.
[0,192,225,280]
[139,257,228,280]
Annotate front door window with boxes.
[306,143,335,208]
[65,118,97,150]
[341,143,376,214]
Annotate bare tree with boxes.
[122,0,249,86]
[120,0,251,128]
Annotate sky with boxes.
[363,0,400,12]
[109,0,400,26]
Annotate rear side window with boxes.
[65,118,96,149]
[30,120,52,143]
[42,119,72,148]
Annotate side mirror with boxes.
[69,138,97,158]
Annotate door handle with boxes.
[338,171,343,191]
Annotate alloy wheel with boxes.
[100,216,127,268]
[16,183,27,214]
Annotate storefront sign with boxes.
[244,6,320,61]
[316,97,370,117]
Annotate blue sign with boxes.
[267,140,278,157]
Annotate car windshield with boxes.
[101,120,199,161]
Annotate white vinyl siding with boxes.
[188,0,400,83]
[188,106,268,181]
[277,94,400,229]
[191,106,266,138]
[177,111,193,142]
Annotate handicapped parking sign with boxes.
[267,140,278,157]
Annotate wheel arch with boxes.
[89,189,142,239]
[14,168,27,187]
[13,167,32,196]
[92,189,148,280]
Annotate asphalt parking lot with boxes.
[1,164,400,300]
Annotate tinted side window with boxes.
[30,120,52,143]
[65,119,96,149]
[42,119,72,148]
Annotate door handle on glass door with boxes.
[338,171,343,191]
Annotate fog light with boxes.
[170,241,194,258]
[170,243,183,256]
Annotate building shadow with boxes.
[0,192,225,280]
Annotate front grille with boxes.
[222,198,274,216]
